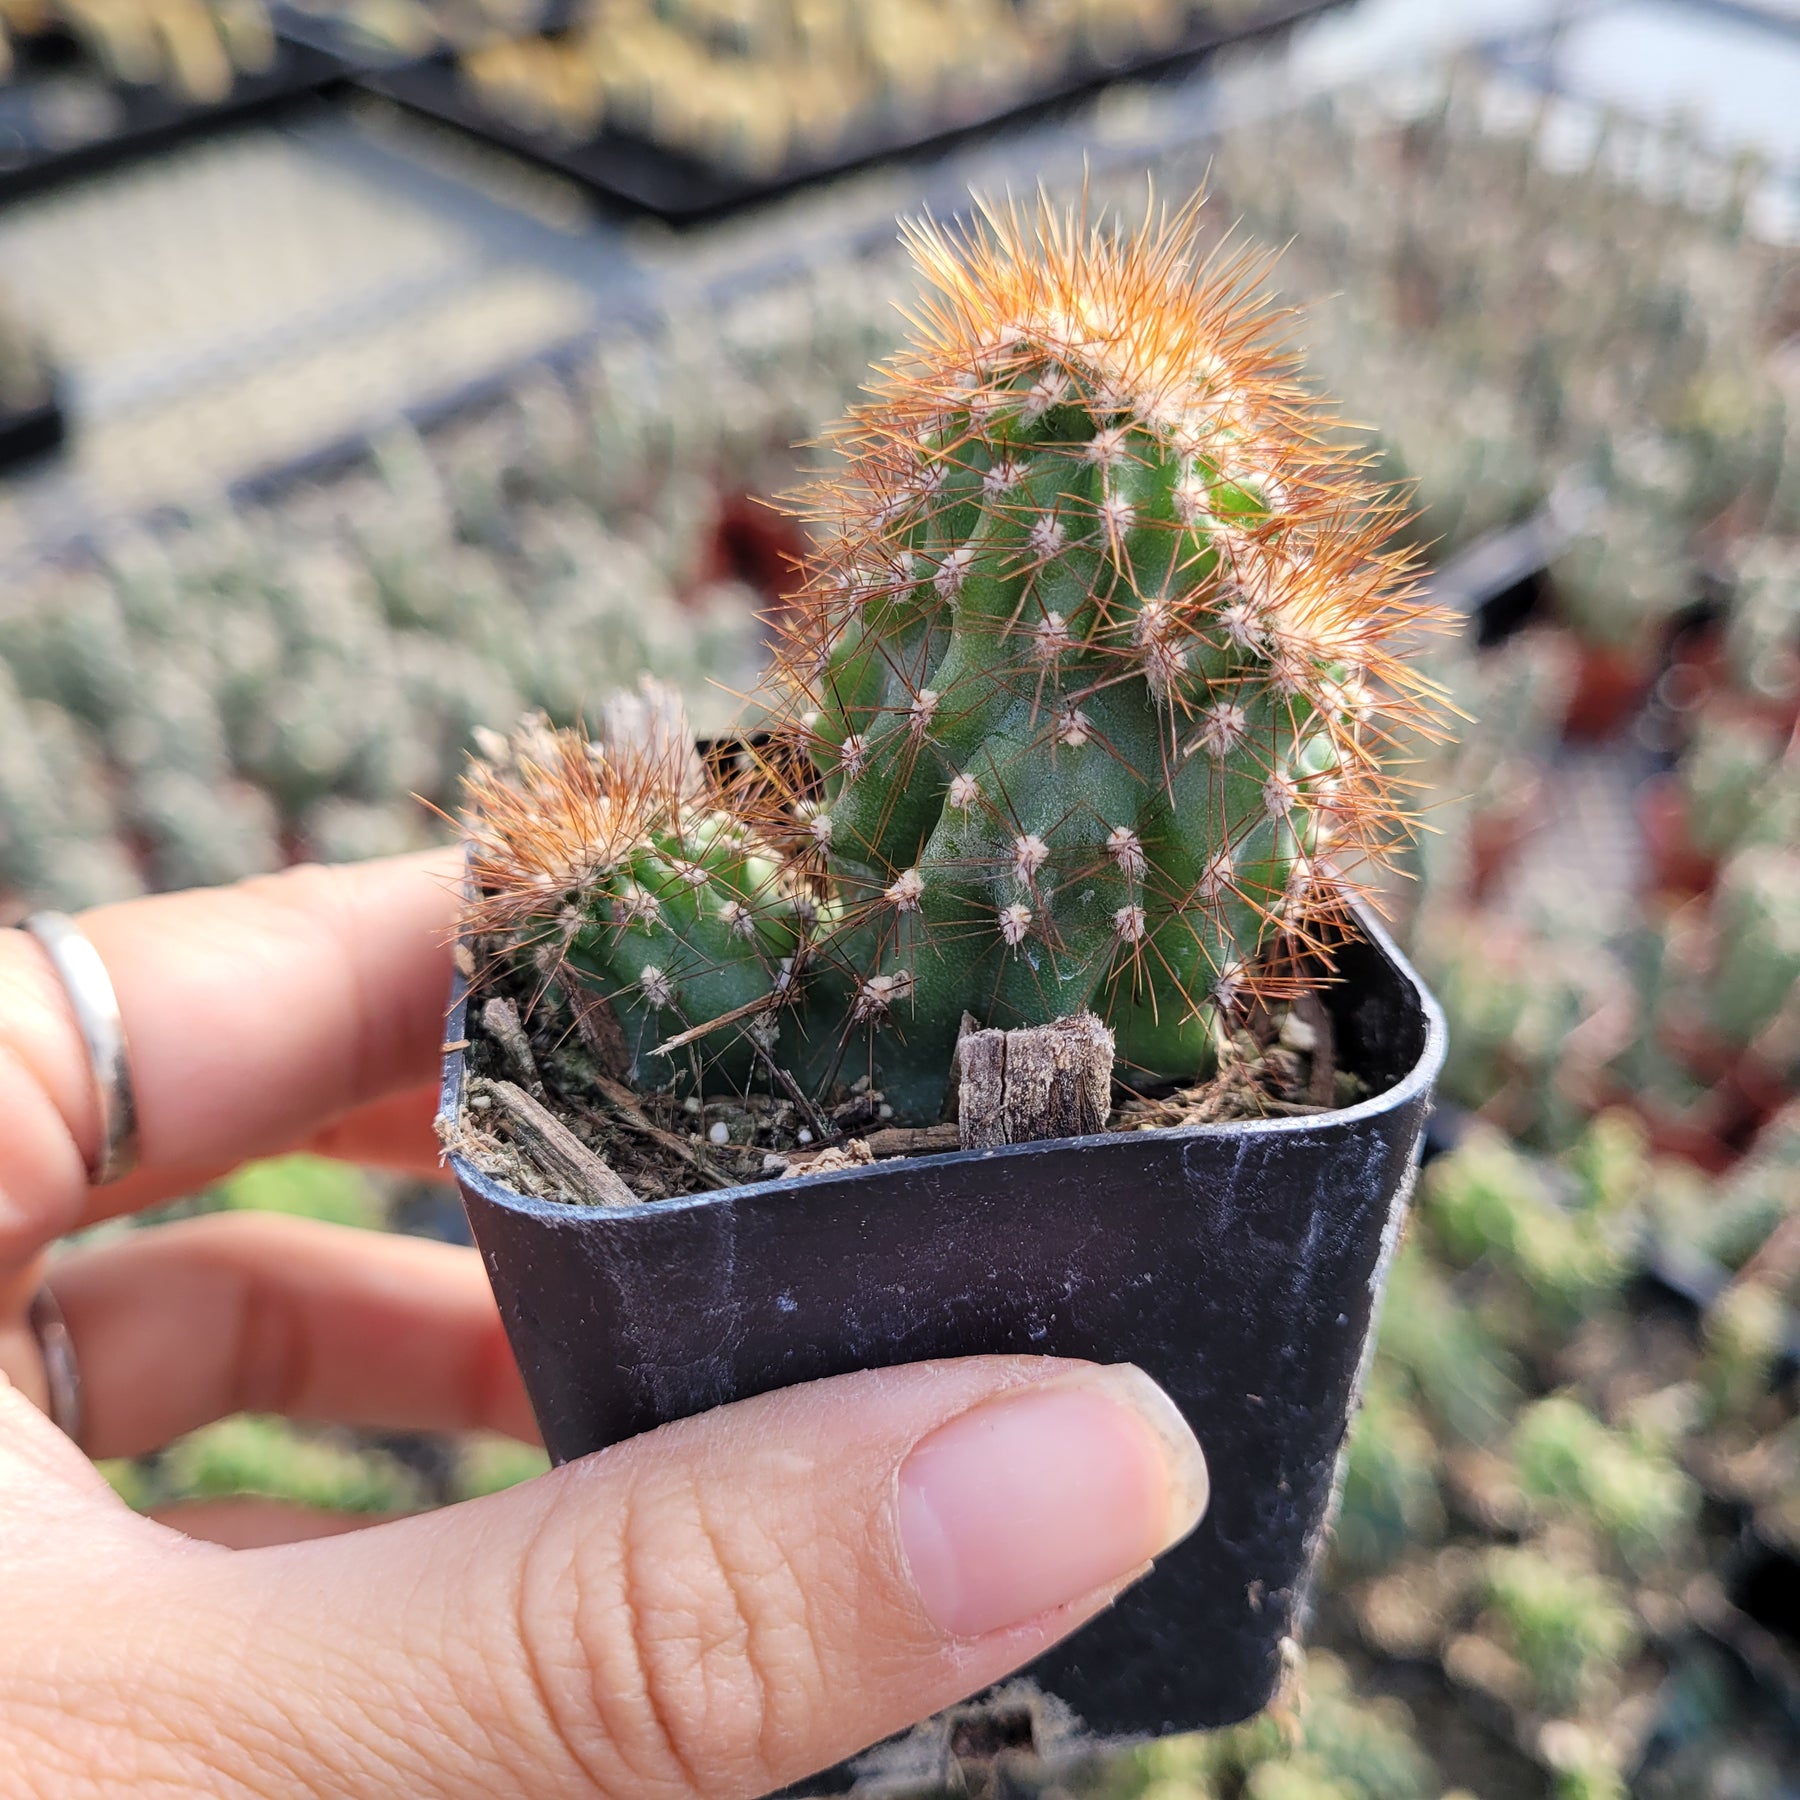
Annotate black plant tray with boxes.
[0,380,65,472]
[440,903,1445,1765]
[0,31,340,201]
[364,0,1350,220]
[269,0,578,71]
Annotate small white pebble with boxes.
[708,1121,730,1145]
[797,1127,814,1145]
[878,1103,894,1120]
[683,1095,702,1114]
[1279,1013,1318,1054]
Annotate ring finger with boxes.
[42,1211,537,1460]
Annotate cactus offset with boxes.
[463,689,803,1092]
[767,196,1436,1116]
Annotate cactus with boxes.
[1548,497,1694,654]
[763,196,1433,1117]
[1420,1130,1626,1326]
[1708,847,1800,1052]
[1724,541,1800,707]
[1700,1102,1800,1272]
[1508,1394,1696,1570]
[1478,1547,1639,1717]
[463,692,807,1094]
[1332,1369,1445,1577]
[1375,1242,1520,1445]
[467,198,1436,1125]
[1679,710,1787,862]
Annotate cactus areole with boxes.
[445,196,1449,1747]
[463,197,1438,1130]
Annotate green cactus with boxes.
[1708,847,1800,1052]
[1724,541,1800,706]
[1698,1280,1787,1420]
[1479,1547,1639,1716]
[464,696,807,1094]
[1700,1102,1800,1272]
[1375,1242,1520,1445]
[468,199,1432,1125]
[1332,1368,1445,1577]
[159,1416,424,1516]
[1548,497,1694,654]
[1679,711,1786,862]
[1508,1394,1696,1569]
[1420,1130,1627,1326]
[765,197,1429,1118]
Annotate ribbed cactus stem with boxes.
[465,198,1437,1129]
[464,690,800,1091]
[775,197,1432,1116]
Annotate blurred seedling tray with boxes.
[360,0,1351,221]
[269,0,578,71]
[0,23,340,200]
[1424,1101,1800,1381]
[0,377,64,473]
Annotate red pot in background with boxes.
[700,490,807,609]
[1637,775,1718,901]
[1468,788,1543,903]
[1564,641,1654,742]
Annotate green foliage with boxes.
[1553,1753,1629,1800]
[1564,1111,1652,1220]
[1701,1103,1800,1271]
[1699,1283,1788,1420]
[1509,1394,1696,1567]
[1333,1370,1445,1576]
[1549,500,1695,653]
[214,1154,386,1229]
[1102,1657,1436,1800]
[1376,1241,1521,1444]
[454,1435,552,1501]
[1708,848,1800,1050]
[1480,1548,1639,1716]
[1680,712,1789,862]
[160,1416,425,1514]
[96,1457,155,1512]
[1420,1131,1627,1323]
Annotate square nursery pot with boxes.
[438,904,1445,1778]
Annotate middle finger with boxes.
[46,1213,536,1460]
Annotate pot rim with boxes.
[440,899,1447,1224]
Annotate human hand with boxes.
[0,852,1208,1798]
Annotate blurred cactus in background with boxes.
[0,253,905,912]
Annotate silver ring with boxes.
[21,911,139,1187]
[28,1285,83,1450]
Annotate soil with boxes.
[443,938,1369,1207]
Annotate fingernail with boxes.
[897,1365,1208,1639]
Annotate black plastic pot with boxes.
[438,906,1444,1761]
[0,380,65,474]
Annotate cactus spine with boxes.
[468,197,1436,1124]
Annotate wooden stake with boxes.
[956,1013,1114,1151]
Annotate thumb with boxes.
[162,1358,1208,1799]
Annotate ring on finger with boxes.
[20,910,140,1188]
[27,1284,83,1450]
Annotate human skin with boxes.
[0,852,1207,1800]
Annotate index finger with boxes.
[0,850,461,1267]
